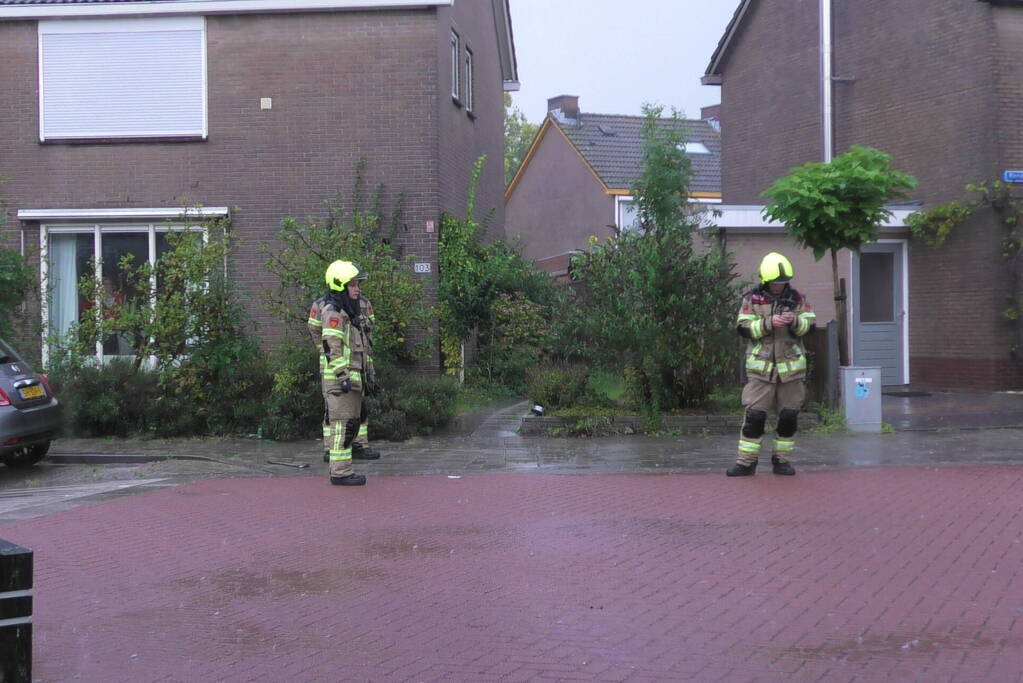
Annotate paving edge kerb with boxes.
[48,453,217,465]
[519,412,820,436]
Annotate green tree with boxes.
[761,145,916,365]
[262,160,430,365]
[439,155,558,385]
[0,175,33,339]
[504,93,539,186]
[564,105,739,416]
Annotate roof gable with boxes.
[703,0,753,84]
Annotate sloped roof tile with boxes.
[554,113,721,194]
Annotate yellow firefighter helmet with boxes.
[758,252,794,284]
[325,260,367,292]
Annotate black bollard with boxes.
[0,539,32,683]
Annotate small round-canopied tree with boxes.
[761,145,917,365]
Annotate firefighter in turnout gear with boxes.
[318,260,373,485]
[351,293,381,460]
[308,290,380,463]
[729,252,816,477]
[307,294,333,462]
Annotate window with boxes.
[43,222,203,360]
[859,252,895,323]
[465,47,474,114]
[678,141,711,155]
[450,30,460,102]
[38,17,207,141]
[616,198,641,232]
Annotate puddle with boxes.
[170,566,386,598]
[772,631,1011,662]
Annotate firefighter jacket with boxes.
[320,301,372,392]
[307,296,331,387]
[736,286,816,384]
[307,297,328,350]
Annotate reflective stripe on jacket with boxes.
[736,287,816,383]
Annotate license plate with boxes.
[18,385,44,400]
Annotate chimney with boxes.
[547,94,579,122]
[701,104,721,132]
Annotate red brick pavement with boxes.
[4,466,1023,682]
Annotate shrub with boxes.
[364,370,460,439]
[260,345,322,441]
[47,356,157,437]
[389,374,460,435]
[473,292,553,394]
[152,336,271,437]
[262,160,431,366]
[439,157,558,387]
[0,247,32,341]
[525,363,591,410]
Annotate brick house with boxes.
[504,95,721,281]
[0,0,518,370]
[702,0,1023,390]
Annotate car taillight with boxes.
[39,374,53,396]
[0,388,10,407]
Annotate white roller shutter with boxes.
[39,17,207,141]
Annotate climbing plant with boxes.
[906,180,1023,354]
[262,159,430,366]
[0,174,34,340]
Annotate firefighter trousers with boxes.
[735,378,805,466]
[326,388,362,478]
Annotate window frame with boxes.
[464,46,475,115]
[37,16,209,143]
[450,29,461,104]
[39,221,208,364]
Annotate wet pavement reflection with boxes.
[41,391,1023,478]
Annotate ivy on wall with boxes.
[906,180,1023,355]
[0,174,34,340]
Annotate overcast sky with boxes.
[507,0,743,123]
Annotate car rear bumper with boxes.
[0,398,61,455]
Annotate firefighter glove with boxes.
[339,379,351,394]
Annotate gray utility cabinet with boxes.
[841,366,882,432]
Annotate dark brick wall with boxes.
[717,0,1023,389]
[437,1,506,240]
[504,120,613,261]
[718,0,822,205]
[0,7,506,373]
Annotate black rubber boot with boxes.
[351,443,381,460]
[726,462,757,477]
[771,456,795,476]
[330,473,366,486]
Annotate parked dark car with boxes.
[0,338,60,468]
